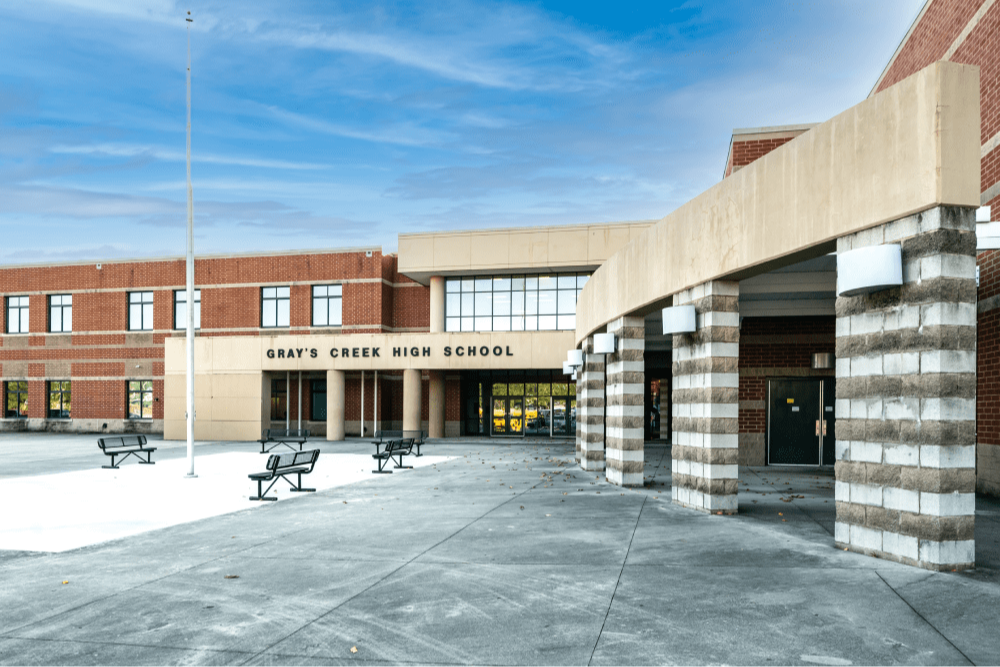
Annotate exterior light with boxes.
[662,305,696,335]
[812,353,834,370]
[837,244,902,297]
[568,349,583,368]
[593,333,616,354]
[562,361,573,375]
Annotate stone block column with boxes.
[671,281,740,514]
[835,206,977,570]
[605,316,644,486]
[578,336,606,472]
[326,370,345,441]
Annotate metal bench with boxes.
[372,430,426,456]
[372,438,415,473]
[248,449,320,501]
[98,435,157,469]
[258,428,310,454]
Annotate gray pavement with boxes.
[1,434,999,665]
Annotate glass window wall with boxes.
[445,273,588,332]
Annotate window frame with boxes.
[311,284,343,328]
[4,381,28,419]
[49,294,73,333]
[128,291,154,331]
[127,380,154,420]
[261,286,290,328]
[6,295,29,334]
[444,273,589,333]
[47,380,71,419]
[311,379,327,421]
[173,289,201,330]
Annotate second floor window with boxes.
[49,294,72,332]
[6,296,29,333]
[129,292,154,331]
[174,289,201,330]
[262,287,290,328]
[5,381,28,418]
[312,285,342,327]
[48,381,71,419]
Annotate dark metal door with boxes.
[821,377,836,466]
[767,379,821,465]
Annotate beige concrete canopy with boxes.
[575,61,981,345]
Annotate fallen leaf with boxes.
[350,646,358,654]
[545,514,551,517]
[224,575,239,579]
[61,580,69,585]
[778,512,783,516]
[520,506,524,510]
[343,501,347,504]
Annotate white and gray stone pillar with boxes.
[835,205,977,570]
[671,281,740,514]
[578,336,606,472]
[605,316,644,486]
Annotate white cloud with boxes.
[49,143,327,170]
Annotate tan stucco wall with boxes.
[398,222,653,284]
[163,331,574,440]
[576,61,981,344]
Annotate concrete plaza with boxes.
[1,434,999,665]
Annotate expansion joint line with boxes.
[241,472,545,666]
[873,571,975,666]
[589,495,647,666]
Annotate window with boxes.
[49,294,72,333]
[128,292,154,331]
[48,381,71,419]
[444,273,589,332]
[174,289,201,329]
[127,381,153,419]
[5,381,28,418]
[6,296,29,333]
[270,379,287,419]
[311,380,327,420]
[262,287,290,328]
[312,285,342,327]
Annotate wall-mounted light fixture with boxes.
[812,353,834,370]
[837,244,902,297]
[662,304,697,335]
[593,333,616,354]
[562,361,574,375]
[567,349,583,368]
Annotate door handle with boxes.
[815,420,820,436]
[822,420,827,437]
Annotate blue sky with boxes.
[0,0,924,263]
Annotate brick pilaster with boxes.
[671,281,740,514]
[605,316,643,486]
[835,206,978,570]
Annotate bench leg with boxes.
[289,472,315,492]
[372,456,392,474]
[415,443,423,457]
[250,478,279,501]
[103,453,120,469]
[392,453,413,470]
[139,451,154,464]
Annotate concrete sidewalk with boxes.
[1,437,998,665]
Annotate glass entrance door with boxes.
[551,397,576,436]
[491,397,525,436]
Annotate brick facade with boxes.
[1,249,431,433]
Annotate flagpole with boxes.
[184,10,197,479]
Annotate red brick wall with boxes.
[875,0,999,222]
[978,250,1000,445]
[875,0,983,93]
[726,137,799,177]
[1,249,398,430]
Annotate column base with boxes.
[607,468,642,487]
[672,486,738,514]
[834,523,974,571]
[580,456,606,472]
